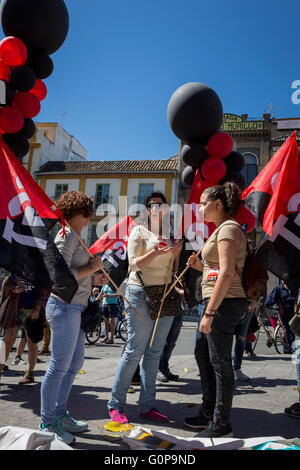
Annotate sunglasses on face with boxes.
[145,203,164,210]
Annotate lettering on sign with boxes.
[221,113,264,131]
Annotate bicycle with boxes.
[252,301,286,354]
[85,311,128,344]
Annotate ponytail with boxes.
[202,182,241,217]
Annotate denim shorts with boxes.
[102,304,119,318]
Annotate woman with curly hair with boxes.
[184,182,248,438]
[39,191,103,445]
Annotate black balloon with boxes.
[223,151,245,172]
[21,118,36,139]
[167,82,223,143]
[27,53,54,79]
[3,132,30,159]
[9,65,36,92]
[181,143,209,167]
[220,170,246,190]
[0,79,14,106]
[0,0,69,55]
[182,165,196,187]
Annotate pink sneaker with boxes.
[108,409,128,424]
[140,408,169,423]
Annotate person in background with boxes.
[232,239,257,381]
[39,320,51,355]
[101,281,120,344]
[12,329,27,365]
[157,284,185,382]
[265,281,295,354]
[0,273,49,384]
[233,299,257,381]
[285,288,300,418]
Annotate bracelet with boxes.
[206,307,217,313]
[204,312,215,318]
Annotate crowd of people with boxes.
[0,187,299,445]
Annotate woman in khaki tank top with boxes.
[184,182,248,439]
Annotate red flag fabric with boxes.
[242,132,300,293]
[0,138,78,302]
[242,131,300,236]
[0,139,64,228]
[90,215,136,287]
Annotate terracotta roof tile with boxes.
[37,158,179,175]
[271,132,300,142]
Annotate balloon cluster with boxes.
[167,82,246,190]
[0,0,69,159]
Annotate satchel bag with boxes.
[136,272,180,321]
[80,300,101,333]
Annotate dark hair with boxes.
[202,182,241,217]
[145,191,167,205]
[55,190,93,220]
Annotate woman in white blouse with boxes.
[107,191,182,425]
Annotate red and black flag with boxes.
[0,139,78,303]
[90,215,136,288]
[242,131,300,294]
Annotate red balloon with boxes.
[201,157,226,181]
[0,59,10,81]
[13,91,41,118]
[0,106,24,133]
[234,205,256,233]
[207,132,233,159]
[0,36,27,67]
[30,78,47,101]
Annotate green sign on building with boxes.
[221,114,264,131]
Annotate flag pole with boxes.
[65,222,142,320]
[149,254,175,348]
[161,245,203,301]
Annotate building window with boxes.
[241,153,258,186]
[137,183,154,204]
[94,184,110,210]
[54,184,68,199]
[87,223,98,246]
[50,224,61,241]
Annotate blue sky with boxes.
[5,0,300,161]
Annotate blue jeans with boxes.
[107,284,173,414]
[159,305,184,375]
[40,296,86,425]
[233,309,254,370]
[295,340,300,389]
[195,298,248,424]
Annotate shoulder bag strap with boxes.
[213,220,246,284]
[136,271,145,287]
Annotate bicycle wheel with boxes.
[118,319,128,342]
[274,324,285,354]
[252,327,260,352]
[85,321,102,345]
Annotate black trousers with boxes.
[195,298,248,425]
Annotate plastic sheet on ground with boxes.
[0,426,73,450]
[122,426,297,451]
